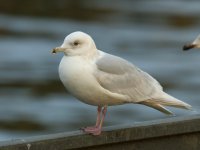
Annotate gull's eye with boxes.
[73,41,79,46]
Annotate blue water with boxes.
[0,0,200,141]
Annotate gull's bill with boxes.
[52,47,66,54]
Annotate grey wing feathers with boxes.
[95,52,163,103]
[139,101,173,115]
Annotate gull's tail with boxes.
[140,92,192,115]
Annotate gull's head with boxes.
[183,34,200,51]
[52,31,97,56]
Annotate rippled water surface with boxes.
[0,0,200,141]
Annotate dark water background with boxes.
[0,0,200,141]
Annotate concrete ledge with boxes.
[0,115,200,150]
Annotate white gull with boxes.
[52,31,191,135]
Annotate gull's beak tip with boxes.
[51,48,57,54]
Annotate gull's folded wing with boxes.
[94,52,163,103]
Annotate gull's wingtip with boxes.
[182,44,196,51]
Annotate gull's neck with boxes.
[63,48,100,62]
[81,49,100,62]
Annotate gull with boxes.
[52,31,191,135]
[183,34,200,50]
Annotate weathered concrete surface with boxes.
[0,115,200,150]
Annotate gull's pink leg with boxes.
[92,106,107,135]
[82,106,102,132]
[82,106,107,135]
[95,106,102,127]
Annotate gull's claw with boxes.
[81,126,102,135]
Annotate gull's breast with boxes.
[58,56,107,106]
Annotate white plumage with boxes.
[53,31,191,135]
